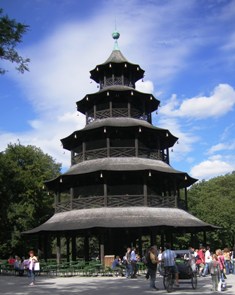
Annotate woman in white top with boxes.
[27,250,38,286]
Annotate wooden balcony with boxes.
[55,194,179,213]
[73,147,167,164]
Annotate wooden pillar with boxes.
[173,179,177,208]
[149,112,152,124]
[143,178,147,206]
[71,150,75,165]
[127,101,131,117]
[82,142,86,161]
[150,231,156,246]
[56,235,61,264]
[109,100,112,117]
[55,192,60,213]
[135,137,138,157]
[184,186,188,210]
[43,234,48,262]
[37,235,42,259]
[70,187,74,210]
[104,178,107,206]
[94,104,96,120]
[100,234,105,266]
[161,231,164,249]
[107,137,110,157]
[72,234,76,261]
[166,148,169,164]
[66,236,70,262]
[84,235,89,261]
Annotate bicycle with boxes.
[163,266,175,293]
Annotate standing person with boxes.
[162,243,179,287]
[196,245,205,277]
[146,246,159,290]
[202,245,211,276]
[27,250,38,286]
[216,249,226,280]
[130,247,137,278]
[223,248,231,275]
[209,254,221,291]
[124,247,132,278]
[157,247,163,275]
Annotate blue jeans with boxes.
[225,260,231,274]
[28,269,35,283]
[203,263,210,276]
[125,264,132,278]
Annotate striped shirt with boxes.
[162,249,176,267]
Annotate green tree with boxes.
[187,172,235,249]
[0,143,61,257]
[0,8,30,74]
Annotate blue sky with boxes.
[1,0,235,181]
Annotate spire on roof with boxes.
[112,30,120,50]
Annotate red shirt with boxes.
[196,249,205,265]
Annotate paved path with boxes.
[0,273,234,294]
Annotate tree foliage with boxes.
[0,143,61,257]
[0,8,30,74]
[188,172,235,249]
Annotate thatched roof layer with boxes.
[63,157,187,176]
[82,117,167,131]
[23,207,218,234]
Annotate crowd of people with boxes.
[111,243,235,291]
[5,244,235,291]
[7,250,38,286]
[110,243,179,290]
[192,245,235,291]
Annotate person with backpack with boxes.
[146,246,159,290]
[209,254,221,291]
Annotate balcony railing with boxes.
[73,147,166,164]
[87,108,148,123]
[55,194,179,213]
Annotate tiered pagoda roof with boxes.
[24,31,217,237]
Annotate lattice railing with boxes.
[86,148,107,160]
[72,147,164,164]
[55,194,178,213]
[148,195,175,207]
[112,108,128,117]
[87,108,147,122]
[96,109,110,119]
[107,195,144,207]
[110,147,136,157]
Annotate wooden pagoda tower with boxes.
[25,31,216,263]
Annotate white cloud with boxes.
[160,84,235,119]
[190,157,234,180]
[0,112,86,170]
[136,80,154,94]
[207,141,235,155]
[155,116,200,164]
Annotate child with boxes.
[209,254,220,291]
